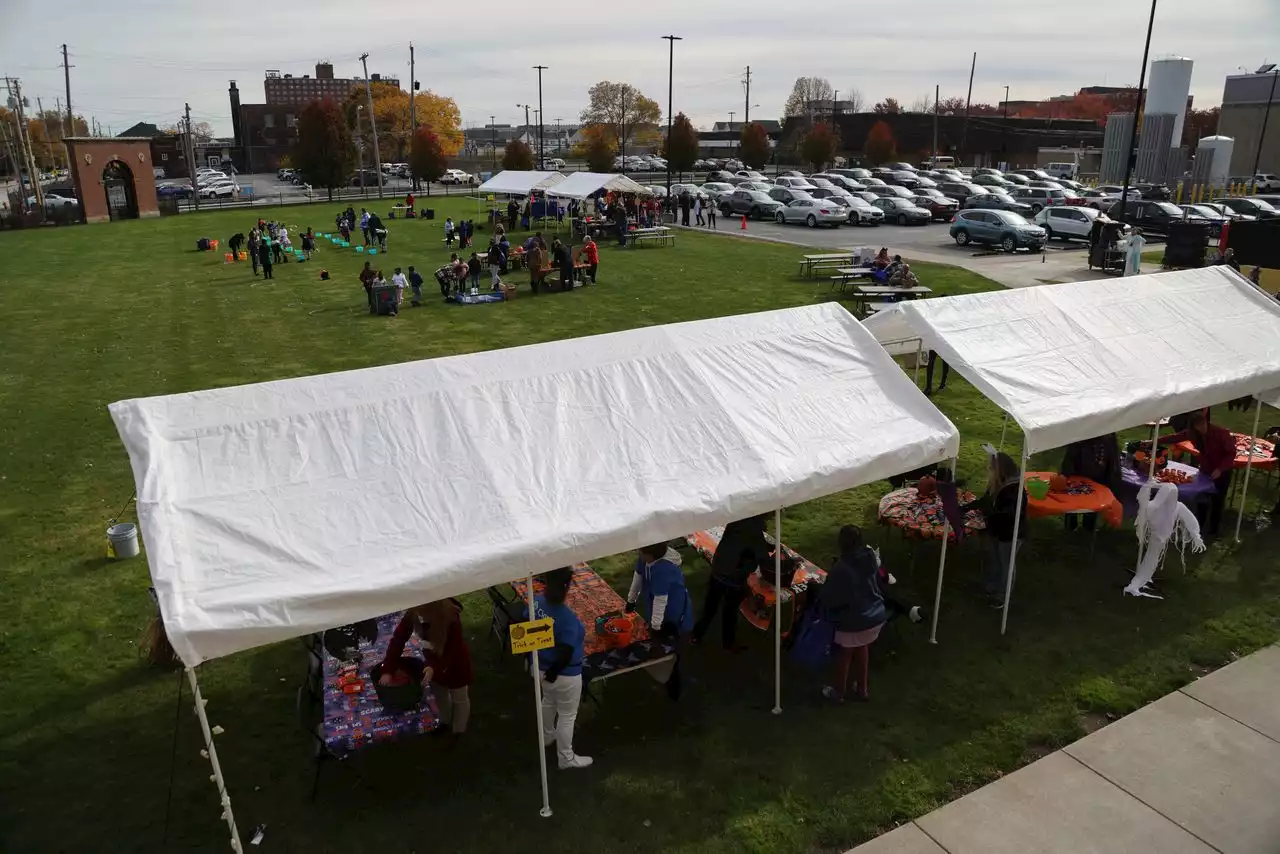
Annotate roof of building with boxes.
[117,122,162,138]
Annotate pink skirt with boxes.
[833,625,882,649]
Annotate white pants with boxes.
[490,267,501,287]
[435,685,471,734]
[540,673,583,760]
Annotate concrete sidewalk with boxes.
[848,644,1280,854]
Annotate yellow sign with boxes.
[509,617,555,654]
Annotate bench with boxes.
[629,232,675,248]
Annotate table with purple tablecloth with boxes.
[321,613,441,759]
[1117,466,1216,519]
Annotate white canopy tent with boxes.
[545,171,653,199]
[110,302,959,846]
[474,170,566,196]
[1234,386,1280,540]
[864,267,1280,633]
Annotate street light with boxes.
[1249,65,1279,181]
[662,34,682,193]
[516,103,531,163]
[490,114,496,169]
[533,66,548,170]
[1118,0,1159,225]
[1001,85,1010,165]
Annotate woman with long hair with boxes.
[968,451,1029,605]
[819,525,886,703]
[378,599,474,735]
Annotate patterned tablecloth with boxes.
[686,527,825,631]
[511,565,676,682]
[1172,433,1277,471]
[878,487,983,540]
[321,613,441,759]
[1023,472,1124,529]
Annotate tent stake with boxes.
[772,506,783,716]
[186,667,244,853]
[1234,403,1263,542]
[526,572,553,817]
[999,444,1029,635]
[928,457,957,644]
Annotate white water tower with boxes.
[1197,135,1234,186]
[1146,56,1194,145]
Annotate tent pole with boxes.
[913,339,923,387]
[999,444,1029,635]
[772,506,783,716]
[525,572,553,817]
[1234,404,1263,542]
[928,456,957,644]
[998,413,1009,452]
[185,667,244,854]
[1136,421,1161,570]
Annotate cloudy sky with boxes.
[3,0,1275,138]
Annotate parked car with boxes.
[1249,173,1280,192]
[860,176,888,187]
[1208,196,1280,220]
[738,180,774,193]
[777,170,807,178]
[734,169,766,181]
[276,168,295,181]
[1026,180,1064,190]
[963,192,1033,216]
[886,161,917,173]
[774,176,815,190]
[440,169,475,185]
[807,177,838,190]
[768,186,814,205]
[700,181,735,201]
[911,174,939,188]
[886,171,922,190]
[909,192,959,221]
[1010,186,1068,213]
[723,159,745,171]
[1011,168,1054,182]
[850,190,882,204]
[156,181,194,200]
[1103,199,1208,236]
[1033,205,1108,241]
[1002,173,1031,186]
[721,188,784,219]
[1252,194,1280,208]
[1055,178,1086,191]
[842,195,885,226]
[706,170,736,184]
[349,170,382,187]
[834,168,873,181]
[199,181,238,199]
[1133,183,1172,200]
[40,192,79,212]
[774,198,845,228]
[939,182,989,204]
[971,173,1013,189]
[868,185,914,199]
[814,173,864,192]
[1197,201,1256,222]
[693,158,712,170]
[1045,162,1079,180]
[871,196,931,225]
[950,209,1046,252]
[1180,204,1233,233]
[670,183,707,199]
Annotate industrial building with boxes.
[1099,56,1196,184]
[1217,65,1280,177]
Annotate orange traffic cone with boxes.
[740,214,747,231]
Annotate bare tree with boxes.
[841,88,866,113]
[783,76,834,118]
[908,94,934,113]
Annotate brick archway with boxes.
[64,137,160,224]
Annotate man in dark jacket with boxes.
[692,515,769,650]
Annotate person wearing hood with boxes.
[692,515,768,651]
[819,525,886,703]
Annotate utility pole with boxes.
[1001,84,1010,166]
[185,102,200,211]
[62,44,74,131]
[1249,67,1278,180]
[36,96,56,169]
[961,52,976,164]
[743,66,751,125]
[1118,0,1158,225]
[355,105,366,193]
[662,35,681,193]
[0,119,20,190]
[832,89,839,124]
[5,77,44,207]
[55,98,67,139]
[533,65,547,170]
[932,84,939,165]
[409,42,417,191]
[490,115,496,169]
[359,52,384,198]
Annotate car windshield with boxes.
[748,192,773,202]
[1152,202,1182,216]
[1185,206,1217,217]
[1250,199,1278,212]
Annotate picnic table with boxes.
[316,613,442,760]
[799,253,857,277]
[506,565,677,684]
[843,282,933,317]
[878,486,984,541]
[686,527,826,634]
[627,226,675,248]
[1171,432,1277,471]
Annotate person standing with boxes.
[378,599,474,736]
[582,235,599,284]
[444,217,455,247]
[680,191,691,227]
[627,543,694,699]
[1060,434,1121,532]
[259,235,274,280]
[301,228,315,261]
[551,238,573,289]
[1123,227,1146,277]
[524,567,593,770]
[819,525,886,703]
[408,265,424,307]
[391,267,408,311]
[360,208,371,246]
[247,229,261,276]
[359,260,375,312]
[507,198,519,232]
[488,239,503,290]
[527,238,545,294]
[467,252,482,291]
[962,451,1028,605]
[1157,410,1236,536]
[694,195,704,226]
[692,514,768,651]
[923,352,949,396]
[707,201,717,229]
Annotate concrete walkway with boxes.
[848,644,1280,854]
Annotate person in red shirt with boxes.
[405,192,415,214]
[379,599,474,734]
[582,235,599,284]
[1158,409,1236,536]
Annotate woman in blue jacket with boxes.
[627,543,694,637]
[820,525,886,703]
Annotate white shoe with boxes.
[909,605,924,623]
[558,753,593,770]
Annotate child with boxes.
[467,252,482,291]
[464,219,474,248]
[408,265,424,307]
[627,542,693,699]
[707,203,717,230]
[523,567,592,770]
[301,228,314,261]
[445,217,455,247]
[488,240,503,290]
[391,267,408,310]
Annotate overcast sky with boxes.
[3,0,1275,139]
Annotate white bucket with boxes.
[107,522,140,559]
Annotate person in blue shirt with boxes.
[523,567,592,770]
[627,543,694,700]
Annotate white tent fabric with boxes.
[861,306,922,357]
[545,172,653,199]
[474,170,566,196]
[110,303,959,667]
[1259,388,1280,409]
[872,267,1280,454]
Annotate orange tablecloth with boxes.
[686,528,825,632]
[1172,433,1277,471]
[1024,472,1123,528]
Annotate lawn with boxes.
[2,198,1278,854]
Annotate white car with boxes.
[670,183,707,199]
[843,196,884,226]
[1033,205,1107,241]
[440,169,474,185]
[774,176,815,190]
[1250,173,1280,192]
[700,181,735,202]
[647,185,668,197]
[200,181,239,199]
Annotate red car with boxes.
[910,192,960,221]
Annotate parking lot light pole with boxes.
[1249,67,1279,180]
[1118,0,1159,225]
[662,35,682,196]
[533,66,547,171]
[490,115,497,170]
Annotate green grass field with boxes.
[2,198,1278,854]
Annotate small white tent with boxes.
[865,267,1280,632]
[474,170,566,196]
[546,172,653,199]
[110,302,959,844]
